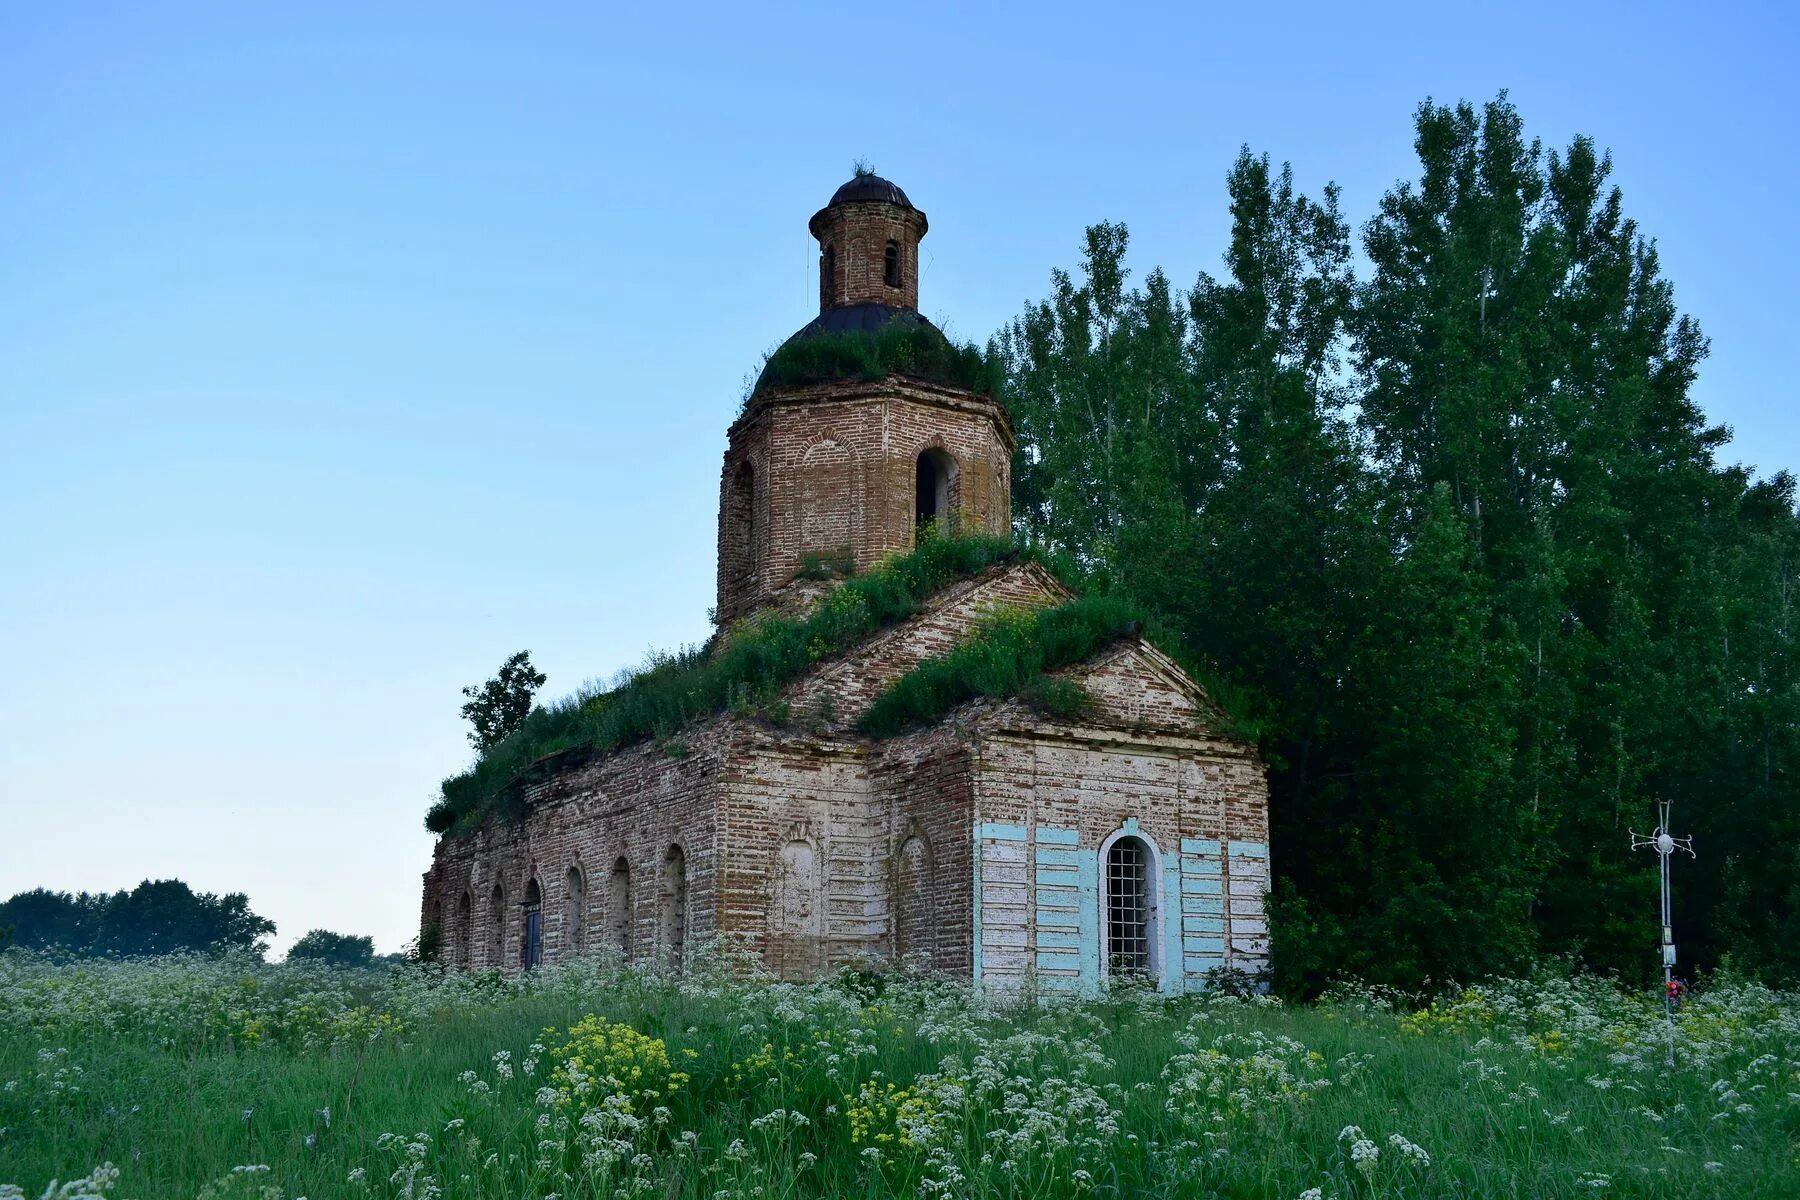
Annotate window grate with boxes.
[1106,838,1151,976]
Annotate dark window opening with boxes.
[820,244,836,308]
[522,878,543,969]
[456,891,472,967]
[915,448,953,532]
[1106,837,1153,977]
[488,884,505,967]
[884,240,900,288]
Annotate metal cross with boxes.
[1631,798,1695,1066]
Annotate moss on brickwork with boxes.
[428,533,1024,835]
[751,321,1000,400]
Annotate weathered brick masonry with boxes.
[422,174,1272,994]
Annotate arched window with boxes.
[522,877,544,969]
[883,239,900,288]
[661,845,688,972]
[915,448,954,532]
[820,243,836,308]
[456,891,472,968]
[488,883,505,967]
[1103,836,1156,978]
[728,462,755,581]
[565,866,585,958]
[609,857,631,959]
[894,834,934,962]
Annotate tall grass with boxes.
[3,952,1795,1199]
[859,594,1267,742]
[429,534,1023,833]
[857,595,1144,737]
[750,321,1001,402]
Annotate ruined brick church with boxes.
[421,174,1270,994]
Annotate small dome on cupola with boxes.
[811,173,928,235]
[808,167,930,315]
[751,168,950,396]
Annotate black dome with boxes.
[826,173,914,209]
[789,302,936,340]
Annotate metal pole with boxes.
[1632,799,1693,1070]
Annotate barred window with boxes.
[1105,837,1153,977]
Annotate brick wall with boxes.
[421,731,726,972]
[961,640,1271,995]
[716,379,1015,627]
[810,200,925,311]
[423,568,1270,994]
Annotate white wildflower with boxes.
[1386,1133,1430,1166]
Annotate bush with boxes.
[460,651,547,753]
[285,929,375,968]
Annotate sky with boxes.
[2,2,1796,956]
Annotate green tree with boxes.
[286,929,376,967]
[1000,93,1800,991]
[461,650,547,753]
[0,881,274,958]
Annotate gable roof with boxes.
[782,558,1072,730]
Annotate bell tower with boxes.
[715,173,1013,629]
[809,173,927,312]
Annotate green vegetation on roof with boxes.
[857,595,1135,737]
[751,322,1001,401]
[860,594,1264,741]
[427,533,1024,835]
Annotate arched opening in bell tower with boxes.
[915,448,954,533]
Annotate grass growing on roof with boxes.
[427,533,1023,834]
[750,320,1000,401]
[858,595,1268,741]
[857,596,1142,738]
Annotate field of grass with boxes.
[1,951,1795,1199]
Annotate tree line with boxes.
[996,93,1799,993]
[0,880,379,965]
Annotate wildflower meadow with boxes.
[2,950,1796,1199]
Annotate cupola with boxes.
[809,170,928,313]
[715,173,1013,631]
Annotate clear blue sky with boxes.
[3,2,1795,955]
